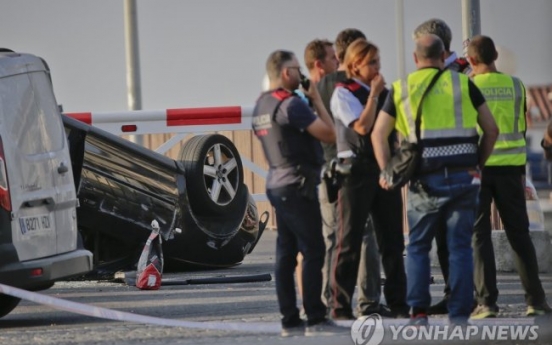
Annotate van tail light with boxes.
[29,268,43,277]
[0,137,12,212]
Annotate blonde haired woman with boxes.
[328,38,408,320]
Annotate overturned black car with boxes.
[63,115,267,275]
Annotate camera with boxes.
[300,73,310,91]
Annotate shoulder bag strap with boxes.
[414,69,445,142]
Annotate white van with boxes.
[0,51,92,317]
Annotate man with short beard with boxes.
[253,50,346,337]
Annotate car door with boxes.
[0,55,77,261]
[29,70,79,254]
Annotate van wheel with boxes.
[0,295,20,318]
[179,134,244,216]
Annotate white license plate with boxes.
[19,214,52,235]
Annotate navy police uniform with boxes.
[329,79,408,319]
[252,89,327,328]
[318,71,383,315]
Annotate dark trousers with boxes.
[473,170,547,307]
[329,170,407,318]
[319,179,381,313]
[266,185,327,327]
[356,220,383,314]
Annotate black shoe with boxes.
[359,304,394,318]
[305,319,348,337]
[330,309,355,320]
[390,306,410,319]
[428,298,448,315]
[281,320,306,337]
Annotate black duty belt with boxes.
[423,166,477,177]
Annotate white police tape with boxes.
[0,283,280,334]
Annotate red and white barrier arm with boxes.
[65,105,254,136]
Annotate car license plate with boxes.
[19,214,52,235]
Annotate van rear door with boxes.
[0,54,78,261]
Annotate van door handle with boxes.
[57,162,68,174]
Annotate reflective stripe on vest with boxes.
[474,74,526,166]
[394,69,479,168]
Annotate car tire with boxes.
[179,134,244,216]
[0,294,20,318]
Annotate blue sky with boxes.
[1,0,551,113]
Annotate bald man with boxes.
[371,34,498,325]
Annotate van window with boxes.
[0,71,63,155]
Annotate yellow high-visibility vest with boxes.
[393,68,479,171]
[473,72,526,166]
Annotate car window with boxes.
[0,71,63,155]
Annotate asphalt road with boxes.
[0,230,551,345]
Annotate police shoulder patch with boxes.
[271,89,293,101]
